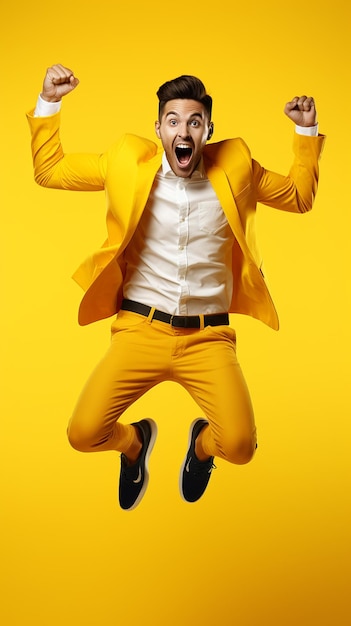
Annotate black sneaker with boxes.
[180,419,215,503]
[119,419,157,511]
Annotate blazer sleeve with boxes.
[253,133,326,213]
[26,109,107,191]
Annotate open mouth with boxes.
[175,144,193,166]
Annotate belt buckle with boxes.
[170,314,175,326]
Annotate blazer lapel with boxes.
[122,152,163,250]
[205,160,253,261]
[133,153,163,220]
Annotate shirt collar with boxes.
[161,152,206,179]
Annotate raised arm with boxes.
[27,64,106,191]
[253,95,325,213]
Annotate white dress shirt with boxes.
[34,96,318,315]
[123,155,234,314]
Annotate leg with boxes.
[175,325,257,465]
[67,344,143,456]
[67,311,165,457]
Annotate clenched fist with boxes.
[41,64,79,103]
[284,96,317,127]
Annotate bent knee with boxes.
[222,435,257,465]
[67,424,97,452]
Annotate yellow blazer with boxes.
[27,111,325,330]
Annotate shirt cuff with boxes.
[295,124,318,137]
[34,94,62,117]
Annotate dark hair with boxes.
[157,75,212,120]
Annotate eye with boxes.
[169,119,178,126]
[190,119,200,127]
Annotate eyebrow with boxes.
[165,111,203,119]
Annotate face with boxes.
[155,99,213,178]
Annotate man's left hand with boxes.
[284,96,317,127]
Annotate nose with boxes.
[177,122,189,137]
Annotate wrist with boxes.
[40,92,61,103]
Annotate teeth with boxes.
[177,144,191,150]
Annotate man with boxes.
[27,64,325,510]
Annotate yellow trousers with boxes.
[68,310,257,465]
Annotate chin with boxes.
[174,163,194,178]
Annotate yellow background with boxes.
[1,1,350,624]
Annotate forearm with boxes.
[254,131,325,213]
[288,132,325,212]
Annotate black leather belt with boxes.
[121,299,229,329]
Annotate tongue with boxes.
[177,148,192,165]
[179,153,190,164]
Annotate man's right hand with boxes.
[41,64,79,102]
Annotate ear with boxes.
[155,120,161,139]
[207,122,214,141]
